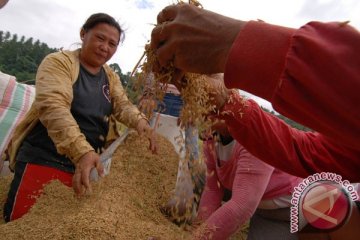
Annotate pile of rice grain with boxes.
[0,132,191,240]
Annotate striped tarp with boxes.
[0,72,35,160]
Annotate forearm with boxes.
[197,200,253,240]
[224,20,294,99]
[220,92,360,181]
[197,144,224,222]
[113,99,147,129]
[111,78,147,129]
[197,182,224,222]
[224,21,360,149]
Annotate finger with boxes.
[150,24,167,50]
[151,58,162,73]
[150,140,157,154]
[172,70,186,90]
[157,5,177,24]
[81,167,91,191]
[156,43,175,68]
[150,135,158,154]
[72,168,83,196]
[150,25,176,69]
[149,140,154,153]
[96,160,105,178]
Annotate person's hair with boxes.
[81,13,124,44]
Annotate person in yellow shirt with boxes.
[3,12,156,222]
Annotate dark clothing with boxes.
[17,65,112,173]
[247,208,298,240]
[158,93,183,117]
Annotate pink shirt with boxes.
[196,139,302,239]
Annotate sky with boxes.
[1,0,359,110]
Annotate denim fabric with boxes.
[158,93,183,117]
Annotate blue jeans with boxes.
[158,93,183,117]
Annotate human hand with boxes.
[136,118,158,153]
[150,4,244,74]
[72,151,103,196]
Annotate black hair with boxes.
[81,13,124,44]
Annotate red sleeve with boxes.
[220,92,360,182]
[224,21,360,150]
[200,143,273,240]
[197,140,224,222]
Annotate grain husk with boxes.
[0,132,191,240]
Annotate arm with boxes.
[197,144,274,239]
[225,21,360,149]
[151,4,360,149]
[107,67,147,129]
[221,92,360,182]
[196,140,224,222]
[107,68,157,153]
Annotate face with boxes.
[0,0,9,9]
[80,23,120,70]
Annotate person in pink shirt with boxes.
[194,122,302,240]
[190,75,360,239]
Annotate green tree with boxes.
[109,63,139,103]
[0,30,57,84]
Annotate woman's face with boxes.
[80,23,120,70]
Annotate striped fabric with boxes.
[0,72,35,160]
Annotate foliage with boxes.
[109,63,140,104]
[0,30,58,84]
